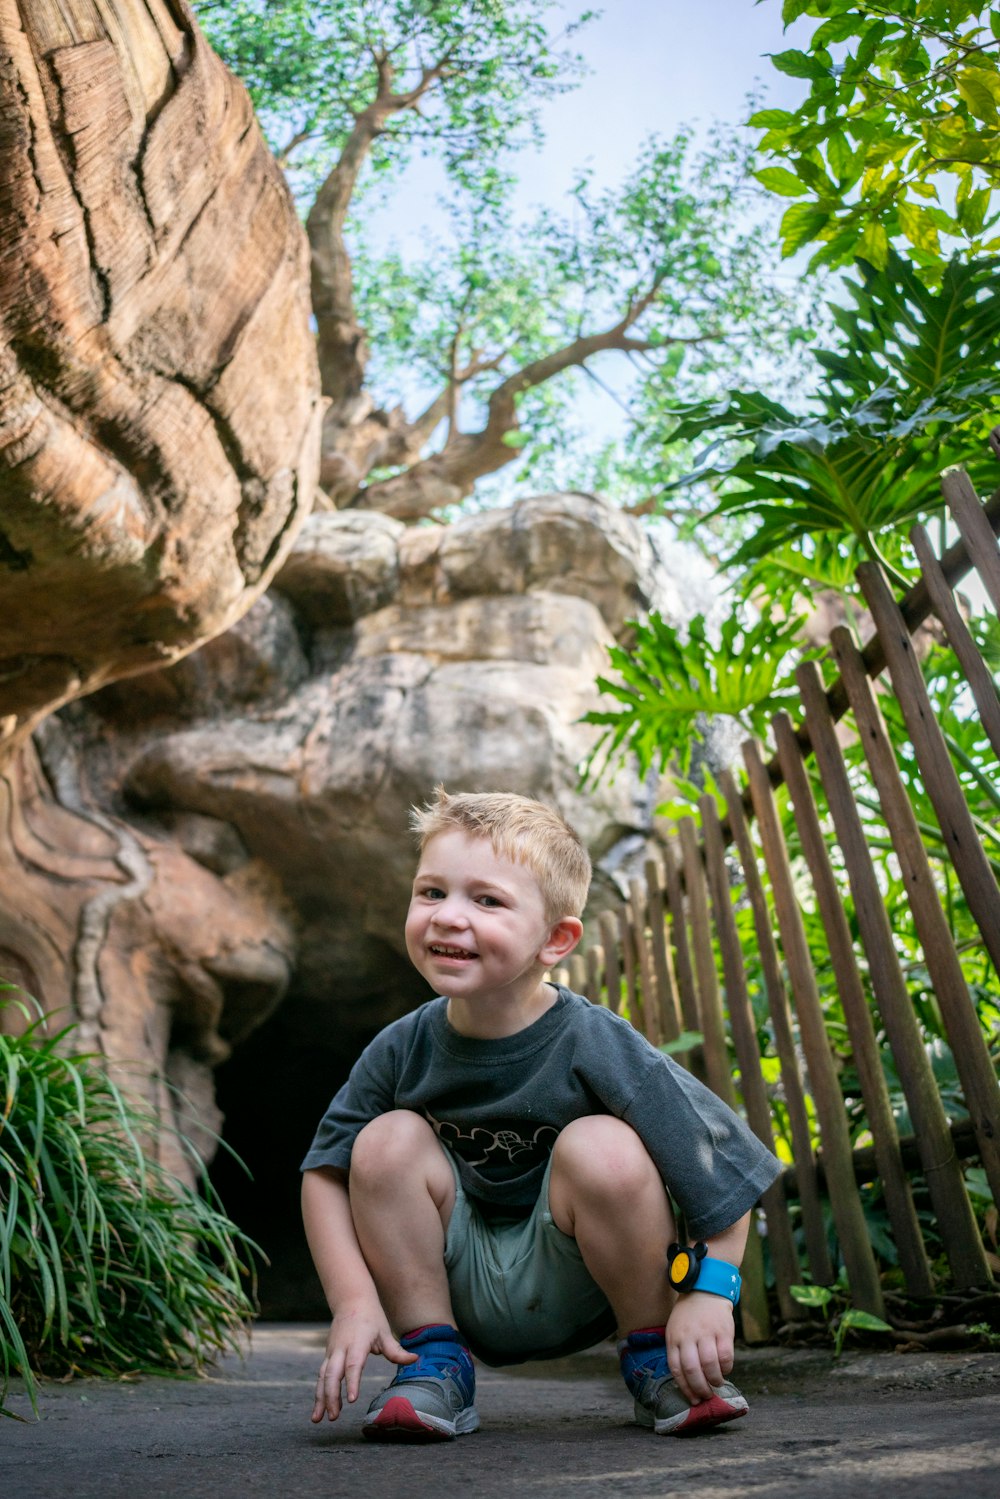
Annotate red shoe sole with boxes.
[675,1393,748,1435]
[362,1395,455,1442]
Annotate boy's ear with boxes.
[538,916,583,968]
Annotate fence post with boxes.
[720,769,835,1291]
[797,660,992,1289]
[645,858,682,1046]
[911,522,1000,763]
[661,840,705,1080]
[771,715,934,1298]
[598,911,622,1015]
[701,795,804,1325]
[831,622,1000,1216]
[856,564,1000,986]
[584,944,604,1005]
[942,467,1000,612]
[629,877,661,1046]
[743,741,885,1318]
[618,905,644,1036]
[678,817,733,1106]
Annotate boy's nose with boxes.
[431,896,469,929]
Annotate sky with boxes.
[366,0,812,246]
[507,0,810,199]
[357,0,819,585]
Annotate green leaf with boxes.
[754,166,811,198]
[781,0,813,23]
[791,1284,835,1308]
[756,3,1000,270]
[780,201,831,255]
[658,1030,704,1057]
[827,131,859,187]
[662,251,1000,594]
[896,201,941,256]
[501,429,531,449]
[839,1309,893,1333]
[769,48,829,80]
[958,70,1000,125]
[749,108,796,129]
[857,220,889,269]
[582,608,813,783]
[853,18,887,74]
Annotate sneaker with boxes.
[619,1330,748,1437]
[362,1324,480,1442]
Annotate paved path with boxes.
[3,1327,999,1499]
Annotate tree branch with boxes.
[276,121,316,167]
[350,293,721,519]
[306,48,458,407]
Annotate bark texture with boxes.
[0,735,295,1181]
[0,0,323,757]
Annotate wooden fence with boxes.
[556,469,1000,1340]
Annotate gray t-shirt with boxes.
[301,986,781,1240]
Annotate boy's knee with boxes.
[552,1116,657,1196]
[351,1108,440,1181]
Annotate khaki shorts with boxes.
[442,1149,616,1367]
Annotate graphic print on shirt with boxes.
[425,1108,559,1167]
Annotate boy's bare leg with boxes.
[547,1114,676,1336]
[349,1109,458,1332]
[548,1115,747,1413]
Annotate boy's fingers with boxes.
[310,1357,331,1423]
[344,1348,368,1404]
[673,1339,712,1403]
[318,1351,346,1420]
[382,1336,419,1366]
[697,1336,724,1392]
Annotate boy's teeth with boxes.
[431,944,474,957]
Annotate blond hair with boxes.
[410,787,591,922]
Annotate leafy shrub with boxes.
[0,998,258,1419]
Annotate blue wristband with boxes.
[667,1242,742,1305]
[690,1256,742,1305]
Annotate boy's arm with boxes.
[301,1165,416,1422]
[665,1212,750,1405]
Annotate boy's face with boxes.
[405,830,560,1005]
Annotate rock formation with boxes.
[69,492,677,1044]
[32,492,677,1306]
[0,2,684,1313]
[0,0,322,757]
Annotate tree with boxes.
[195,0,810,519]
[664,251,1000,592]
[0,0,321,762]
[584,248,1000,787]
[0,0,304,1188]
[752,1,1000,271]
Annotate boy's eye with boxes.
[477,894,502,907]
[421,886,445,900]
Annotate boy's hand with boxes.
[311,1303,418,1423]
[665,1291,736,1405]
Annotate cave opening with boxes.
[209,967,425,1320]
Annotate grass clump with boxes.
[1,997,259,1420]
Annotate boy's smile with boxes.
[405,829,581,1037]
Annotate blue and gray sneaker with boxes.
[362,1324,480,1442]
[619,1329,748,1436]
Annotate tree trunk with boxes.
[0,0,316,1170]
[0,0,323,760]
[0,730,296,1179]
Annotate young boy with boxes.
[301,789,781,1441]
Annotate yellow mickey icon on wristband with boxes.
[667,1240,707,1292]
[667,1242,742,1304]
